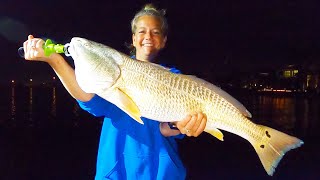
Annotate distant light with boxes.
[29,79,33,82]
[53,77,56,80]
[11,80,15,83]
[259,73,269,76]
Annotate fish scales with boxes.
[120,58,202,121]
[119,55,286,145]
[121,56,259,141]
[68,37,304,176]
[121,57,265,153]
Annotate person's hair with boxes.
[131,4,168,36]
[128,4,168,56]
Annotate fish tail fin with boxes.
[251,125,304,176]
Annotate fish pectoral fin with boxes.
[108,88,144,124]
[205,127,224,141]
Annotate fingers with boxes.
[194,113,207,137]
[176,112,207,137]
[176,114,191,134]
[36,38,43,49]
[23,35,33,57]
[25,39,35,59]
[23,35,45,60]
[28,35,34,40]
[184,113,198,136]
[186,112,206,137]
[191,112,203,132]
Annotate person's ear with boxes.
[161,36,167,48]
[132,34,137,47]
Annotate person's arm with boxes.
[47,54,94,101]
[23,35,94,102]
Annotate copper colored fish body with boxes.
[68,37,304,176]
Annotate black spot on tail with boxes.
[260,145,265,148]
[266,131,271,138]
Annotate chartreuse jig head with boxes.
[18,39,70,58]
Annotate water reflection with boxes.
[10,86,16,121]
[2,87,318,179]
[272,96,296,129]
[7,86,84,128]
[296,96,320,137]
[247,94,319,137]
[28,87,33,126]
[51,87,56,117]
[301,98,310,136]
[72,103,80,127]
[252,96,296,128]
[5,86,320,136]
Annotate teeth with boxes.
[143,43,153,47]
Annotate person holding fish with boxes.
[23,3,207,180]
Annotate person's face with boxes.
[132,15,167,61]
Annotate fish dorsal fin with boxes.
[205,127,224,141]
[182,75,252,118]
[104,88,144,124]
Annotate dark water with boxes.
[0,85,319,180]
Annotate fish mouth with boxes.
[66,42,76,57]
[68,37,87,57]
[70,37,85,48]
[71,37,85,44]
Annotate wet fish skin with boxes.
[68,37,304,176]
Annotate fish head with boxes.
[68,37,122,94]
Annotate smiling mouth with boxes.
[143,43,154,47]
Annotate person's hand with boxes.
[23,35,60,62]
[160,112,207,137]
[175,112,207,137]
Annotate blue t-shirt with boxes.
[77,67,186,180]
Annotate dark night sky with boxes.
[0,0,319,83]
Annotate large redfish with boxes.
[68,37,303,176]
